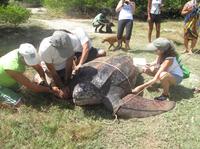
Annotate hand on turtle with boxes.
[52,86,65,99]
[73,64,82,75]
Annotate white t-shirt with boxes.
[70,28,92,53]
[39,37,74,71]
[166,57,183,77]
[151,0,162,15]
[119,4,133,20]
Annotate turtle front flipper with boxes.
[116,94,176,118]
[102,86,126,112]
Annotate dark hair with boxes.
[160,45,178,64]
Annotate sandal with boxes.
[154,94,169,101]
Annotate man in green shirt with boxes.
[0,43,66,107]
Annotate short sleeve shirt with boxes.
[0,49,26,87]
[69,28,92,53]
[39,36,74,71]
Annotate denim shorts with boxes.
[171,73,183,85]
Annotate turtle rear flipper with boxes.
[116,94,176,119]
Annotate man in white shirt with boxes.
[39,31,74,99]
[68,28,106,71]
[39,28,106,98]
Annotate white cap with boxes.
[18,43,40,66]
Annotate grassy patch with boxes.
[0,17,200,149]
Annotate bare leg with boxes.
[189,38,197,54]
[183,35,189,53]
[125,40,130,50]
[159,72,176,96]
[155,23,160,39]
[148,22,154,43]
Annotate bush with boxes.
[43,0,118,16]
[13,0,43,6]
[43,0,190,18]
[0,4,31,27]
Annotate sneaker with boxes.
[154,94,169,101]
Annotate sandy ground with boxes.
[34,18,94,33]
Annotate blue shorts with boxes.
[172,73,183,85]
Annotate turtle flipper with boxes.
[103,86,126,112]
[116,94,176,118]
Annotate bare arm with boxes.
[133,59,173,93]
[147,0,152,15]
[130,1,136,14]
[5,70,52,93]
[65,56,73,82]
[46,63,64,88]
[181,4,193,15]
[75,42,89,70]
[116,0,124,12]
[147,0,152,21]
[32,64,46,81]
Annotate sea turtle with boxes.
[71,55,176,118]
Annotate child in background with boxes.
[92,9,110,33]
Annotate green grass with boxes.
[0,17,200,149]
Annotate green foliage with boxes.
[13,0,43,5]
[0,4,31,27]
[43,0,191,18]
[43,0,118,15]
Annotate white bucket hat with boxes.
[18,43,40,66]
[146,37,175,52]
[50,31,74,58]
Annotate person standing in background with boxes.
[147,0,163,43]
[115,0,135,51]
[181,0,200,54]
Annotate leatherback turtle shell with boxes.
[71,55,138,107]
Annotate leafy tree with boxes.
[0,4,31,27]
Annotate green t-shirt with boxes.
[0,49,26,88]
[92,13,106,26]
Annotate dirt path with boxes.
[29,8,94,33]
[32,18,94,33]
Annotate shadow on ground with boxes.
[82,104,113,120]
[0,25,55,56]
[21,90,75,111]
[170,85,194,101]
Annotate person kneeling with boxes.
[92,10,113,33]
[132,38,183,101]
[0,43,65,107]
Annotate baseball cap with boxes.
[18,43,40,66]
[50,31,74,58]
[146,37,174,52]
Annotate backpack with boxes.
[176,56,190,79]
